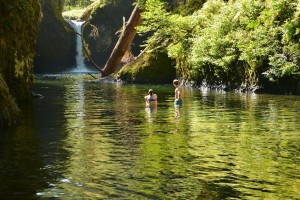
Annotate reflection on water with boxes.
[0,74,299,199]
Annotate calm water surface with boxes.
[0,74,299,200]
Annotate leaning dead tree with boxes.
[79,4,141,77]
[100,4,142,77]
[78,1,181,78]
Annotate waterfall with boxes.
[70,20,89,72]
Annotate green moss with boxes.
[118,51,176,84]
[0,74,21,126]
[0,0,41,126]
[0,0,40,100]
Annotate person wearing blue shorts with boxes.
[173,79,182,107]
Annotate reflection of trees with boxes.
[0,103,48,199]
[35,81,300,199]
[40,77,118,198]
[187,91,300,199]
[117,88,194,199]
[131,126,199,199]
[41,81,153,198]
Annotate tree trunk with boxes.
[101,4,141,77]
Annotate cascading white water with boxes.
[70,20,89,72]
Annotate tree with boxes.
[100,4,142,77]
[100,0,186,77]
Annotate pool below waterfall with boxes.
[0,74,299,199]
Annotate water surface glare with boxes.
[0,74,299,199]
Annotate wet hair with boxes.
[148,89,153,95]
[173,79,179,86]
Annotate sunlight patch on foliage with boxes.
[138,0,300,89]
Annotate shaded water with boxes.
[0,74,299,199]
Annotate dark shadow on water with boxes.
[196,181,242,200]
[0,102,49,199]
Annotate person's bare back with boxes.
[173,79,182,106]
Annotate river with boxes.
[0,74,299,199]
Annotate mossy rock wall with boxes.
[34,0,76,73]
[118,51,176,84]
[83,0,143,66]
[0,75,21,126]
[0,0,41,125]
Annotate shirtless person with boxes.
[173,79,182,106]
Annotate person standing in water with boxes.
[173,79,182,106]
[145,89,157,108]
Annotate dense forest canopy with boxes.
[0,0,299,127]
[136,0,300,93]
[61,0,300,93]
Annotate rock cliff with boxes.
[0,0,41,125]
[82,0,142,67]
[34,0,76,73]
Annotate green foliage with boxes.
[137,0,192,78]
[62,8,87,19]
[118,50,176,84]
[179,0,207,15]
[137,0,171,48]
[138,0,300,90]
[64,0,95,10]
[63,0,124,11]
